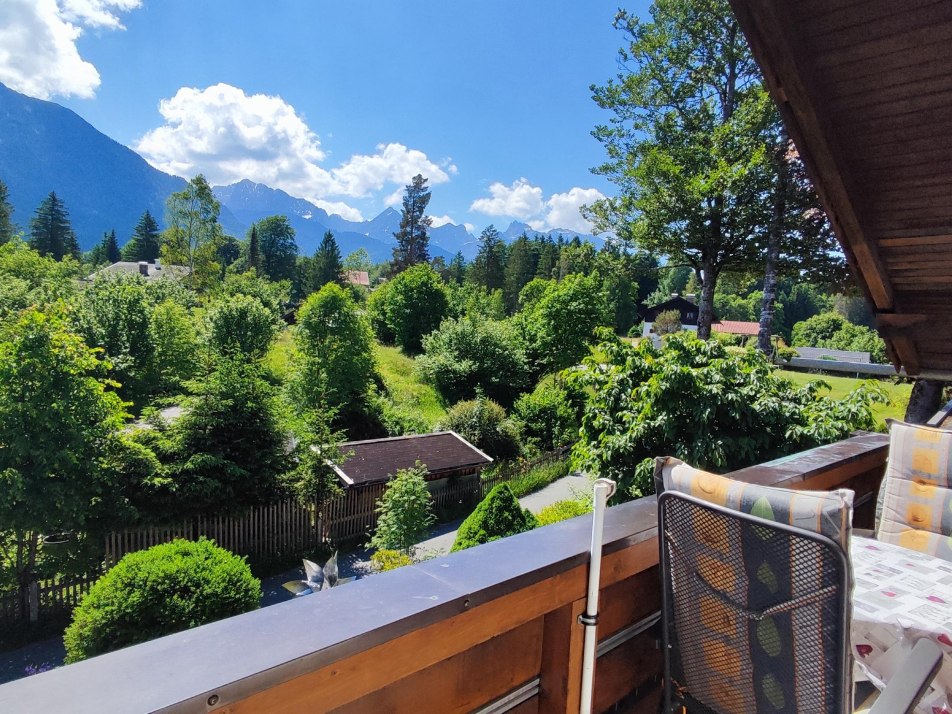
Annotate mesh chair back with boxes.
[659,491,851,714]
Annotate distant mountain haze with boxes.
[0,82,603,260]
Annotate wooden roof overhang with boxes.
[729,0,952,379]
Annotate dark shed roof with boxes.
[641,295,701,325]
[332,431,493,487]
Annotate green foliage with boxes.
[374,344,447,429]
[122,210,161,262]
[378,263,449,353]
[217,270,289,322]
[416,316,529,406]
[0,179,14,245]
[652,309,682,336]
[451,484,537,552]
[291,283,376,410]
[163,175,224,291]
[370,549,413,572]
[310,230,343,292]
[498,459,570,499]
[29,191,79,260]
[536,498,591,527]
[369,465,435,554]
[204,293,278,360]
[440,396,521,460]
[151,300,200,391]
[87,230,120,266]
[366,281,396,343]
[470,224,506,291]
[0,309,130,611]
[446,283,505,321]
[512,379,581,453]
[791,311,887,363]
[392,174,432,271]
[0,239,78,323]
[517,273,609,376]
[253,215,298,283]
[63,538,260,662]
[571,331,888,499]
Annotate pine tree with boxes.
[29,192,79,260]
[503,235,537,313]
[312,230,343,290]
[122,210,161,262]
[447,252,466,284]
[471,225,506,291]
[247,225,260,272]
[0,179,15,245]
[105,229,120,263]
[392,174,432,272]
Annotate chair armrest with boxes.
[868,638,943,714]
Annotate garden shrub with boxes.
[440,396,520,459]
[500,459,570,498]
[368,464,435,555]
[451,484,538,552]
[512,379,581,453]
[64,538,260,662]
[371,549,413,572]
[536,499,591,527]
[571,330,887,499]
[652,309,682,335]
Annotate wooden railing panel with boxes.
[593,632,662,713]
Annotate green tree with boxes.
[570,331,886,498]
[416,316,529,406]
[64,538,260,662]
[311,230,343,291]
[439,396,521,460]
[162,175,224,289]
[29,192,79,260]
[122,210,161,262]
[503,235,537,314]
[292,283,376,410]
[0,179,15,245]
[383,263,449,353]
[790,311,887,363]
[368,464,435,555]
[652,309,682,336]
[151,300,199,392]
[447,251,466,285]
[89,230,120,266]
[0,309,129,620]
[512,379,582,454]
[517,273,609,376]
[589,0,774,338]
[0,239,78,322]
[343,247,372,275]
[246,225,261,273]
[218,270,289,323]
[254,215,298,282]
[451,484,538,552]
[204,293,278,361]
[470,224,506,291]
[392,174,432,271]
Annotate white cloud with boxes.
[469,178,544,221]
[383,188,405,208]
[313,200,363,222]
[470,179,606,233]
[0,0,139,99]
[464,223,475,233]
[429,215,456,228]
[135,83,453,211]
[540,187,606,233]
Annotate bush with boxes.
[536,499,591,526]
[371,549,413,572]
[204,293,278,360]
[498,459,570,498]
[512,379,581,453]
[451,483,538,552]
[791,311,888,363]
[368,464,436,555]
[64,538,260,662]
[440,396,520,460]
[374,264,449,353]
[652,309,682,335]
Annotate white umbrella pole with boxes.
[579,478,616,714]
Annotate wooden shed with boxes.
[729,0,952,379]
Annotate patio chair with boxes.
[874,420,952,561]
[655,457,941,714]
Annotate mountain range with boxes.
[0,81,602,261]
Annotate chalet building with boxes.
[87,259,190,282]
[640,294,701,335]
[330,431,493,491]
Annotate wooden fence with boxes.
[2,449,569,629]
[0,573,98,628]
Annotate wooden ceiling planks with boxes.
[730,0,952,377]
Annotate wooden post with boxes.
[539,598,587,713]
[28,581,39,623]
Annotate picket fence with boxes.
[1,449,567,627]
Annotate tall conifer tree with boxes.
[247,225,261,272]
[0,179,14,245]
[122,210,161,262]
[29,192,78,260]
[312,230,343,290]
[392,174,432,272]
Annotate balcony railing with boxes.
[0,432,888,714]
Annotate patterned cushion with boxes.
[655,456,854,550]
[655,456,853,713]
[877,420,952,560]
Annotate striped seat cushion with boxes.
[878,420,952,560]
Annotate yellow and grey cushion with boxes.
[878,420,952,560]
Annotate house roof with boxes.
[332,431,493,487]
[729,0,952,379]
[712,320,760,336]
[90,261,190,281]
[641,295,700,323]
[345,270,370,287]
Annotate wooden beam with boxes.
[728,0,896,312]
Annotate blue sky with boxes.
[0,0,651,232]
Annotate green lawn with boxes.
[375,344,447,428]
[777,369,910,428]
[265,329,294,379]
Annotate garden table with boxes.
[851,537,952,714]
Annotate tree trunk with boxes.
[696,262,717,340]
[905,379,945,424]
[758,143,789,354]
